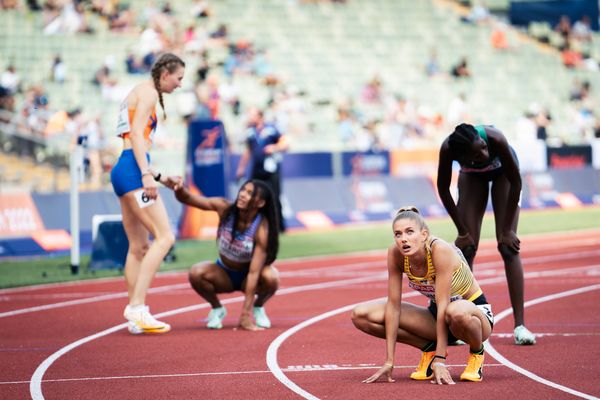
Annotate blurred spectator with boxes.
[425,48,442,77]
[569,79,590,102]
[51,54,67,83]
[491,22,511,51]
[1,65,21,94]
[0,86,15,111]
[78,115,105,188]
[218,77,240,115]
[337,106,356,144]
[572,15,592,43]
[560,42,582,69]
[195,50,210,81]
[108,3,135,32]
[1,0,19,9]
[361,75,383,104]
[450,57,471,78]
[554,15,571,41]
[190,0,211,18]
[43,0,91,35]
[535,107,552,141]
[461,0,490,24]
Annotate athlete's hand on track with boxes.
[499,230,520,253]
[142,174,158,200]
[430,363,454,385]
[237,314,264,331]
[362,363,395,383]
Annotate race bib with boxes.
[134,189,156,209]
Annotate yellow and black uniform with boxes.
[403,237,494,339]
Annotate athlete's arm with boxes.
[437,141,468,236]
[130,86,159,199]
[173,186,230,216]
[363,245,402,383]
[238,219,268,331]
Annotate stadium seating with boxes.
[2,0,600,191]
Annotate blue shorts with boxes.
[216,258,248,291]
[110,149,150,197]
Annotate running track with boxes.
[1,230,599,399]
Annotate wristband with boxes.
[154,173,162,182]
[457,232,469,239]
[141,171,152,178]
[432,355,446,360]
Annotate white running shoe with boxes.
[253,306,271,329]
[124,305,171,334]
[127,321,143,335]
[514,325,536,345]
[207,307,227,329]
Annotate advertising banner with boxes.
[179,120,228,239]
[0,193,45,238]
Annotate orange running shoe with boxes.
[460,353,484,382]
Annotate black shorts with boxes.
[427,293,494,344]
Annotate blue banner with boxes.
[187,120,229,197]
[342,151,390,176]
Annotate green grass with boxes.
[1,207,599,289]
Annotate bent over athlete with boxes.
[352,207,494,384]
[437,123,535,345]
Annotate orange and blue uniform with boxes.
[110,101,158,197]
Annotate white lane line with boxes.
[6,248,600,319]
[0,284,189,318]
[265,265,600,400]
[1,260,383,319]
[4,363,508,385]
[0,250,387,295]
[485,284,600,400]
[29,272,388,400]
[3,232,598,295]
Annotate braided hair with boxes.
[218,179,280,265]
[150,53,185,119]
[448,123,478,155]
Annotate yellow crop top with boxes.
[403,237,479,303]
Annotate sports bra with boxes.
[218,214,263,264]
[403,237,479,303]
[116,100,157,144]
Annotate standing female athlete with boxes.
[436,123,535,345]
[352,207,494,384]
[110,53,185,334]
[169,178,280,331]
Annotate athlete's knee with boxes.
[156,231,176,249]
[188,265,209,287]
[260,269,280,292]
[445,308,471,329]
[350,305,368,329]
[129,242,150,260]
[497,243,518,260]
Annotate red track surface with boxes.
[1,230,599,399]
